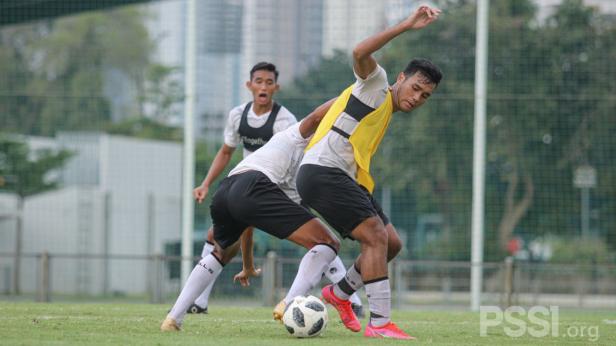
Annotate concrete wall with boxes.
[1,134,183,296]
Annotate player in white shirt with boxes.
[189,62,363,316]
[188,62,296,314]
[162,99,357,331]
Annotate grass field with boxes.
[0,302,614,345]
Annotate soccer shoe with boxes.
[321,284,361,332]
[352,303,365,318]
[273,299,287,322]
[186,303,208,314]
[160,317,181,332]
[364,321,415,340]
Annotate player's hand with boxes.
[233,267,262,287]
[404,5,441,30]
[193,184,209,203]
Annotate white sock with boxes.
[333,263,364,300]
[325,257,362,306]
[284,244,337,304]
[194,242,216,308]
[200,241,215,258]
[167,255,223,324]
[193,280,215,309]
[365,278,391,327]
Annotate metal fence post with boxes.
[151,254,163,304]
[37,252,50,302]
[503,256,514,308]
[577,269,586,308]
[262,251,277,306]
[103,191,111,296]
[13,196,23,295]
[393,260,403,309]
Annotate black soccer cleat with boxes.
[186,304,208,314]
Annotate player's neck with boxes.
[389,85,402,113]
[252,101,273,116]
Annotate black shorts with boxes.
[210,170,315,249]
[297,164,390,238]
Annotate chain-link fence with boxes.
[1,252,615,310]
[1,0,615,307]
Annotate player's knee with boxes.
[360,218,388,248]
[387,236,402,261]
[213,246,235,265]
[385,224,402,261]
[310,231,340,252]
[321,236,340,252]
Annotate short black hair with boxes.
[403,58,442,85]
[250,62,279,81]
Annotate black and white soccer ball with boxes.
[282,295,328,338]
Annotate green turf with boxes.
[0,302,613,345]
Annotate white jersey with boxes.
[224,101,297,157]
[301,65,389,179]
[229,122,310,203]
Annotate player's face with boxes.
[393,71,436,113]
[246,70,279,106]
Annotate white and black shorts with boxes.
[210,170,315,249]
[297,164,390,239]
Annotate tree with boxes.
[279,0,616,260]
[0,135,72,196]
[277,50,355,118]
[0,134,72,294]
[0,26,40,134]
[0,5,157,136]
[105,117,182,142]
[140,64,184,122]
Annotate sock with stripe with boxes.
[194,241,216,308]
[325,258,363,306]
[365,277,391,327]
[333,263,364,300]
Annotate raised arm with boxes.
[298,97,337,138]
[353,5,441,79]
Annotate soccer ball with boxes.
[282,295,328,338]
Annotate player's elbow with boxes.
[220,144,235,157]
[352,47,366,63]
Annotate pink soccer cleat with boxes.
[364,321,416,339]
[321,284,361,332]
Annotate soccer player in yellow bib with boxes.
[297,5,443,339]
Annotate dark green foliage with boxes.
[280,0,616,261]
[0,135,72,196]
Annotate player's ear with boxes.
[245,80,252,89]
[274,83,280,92]
[396,72,407,84]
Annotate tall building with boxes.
[146,0,186,128]
[147,0,244,141]
[241,0,323,99]
[196,0,244,142]
[384,0,430,26]
[322,0,386,58]
[147,0,324,141]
